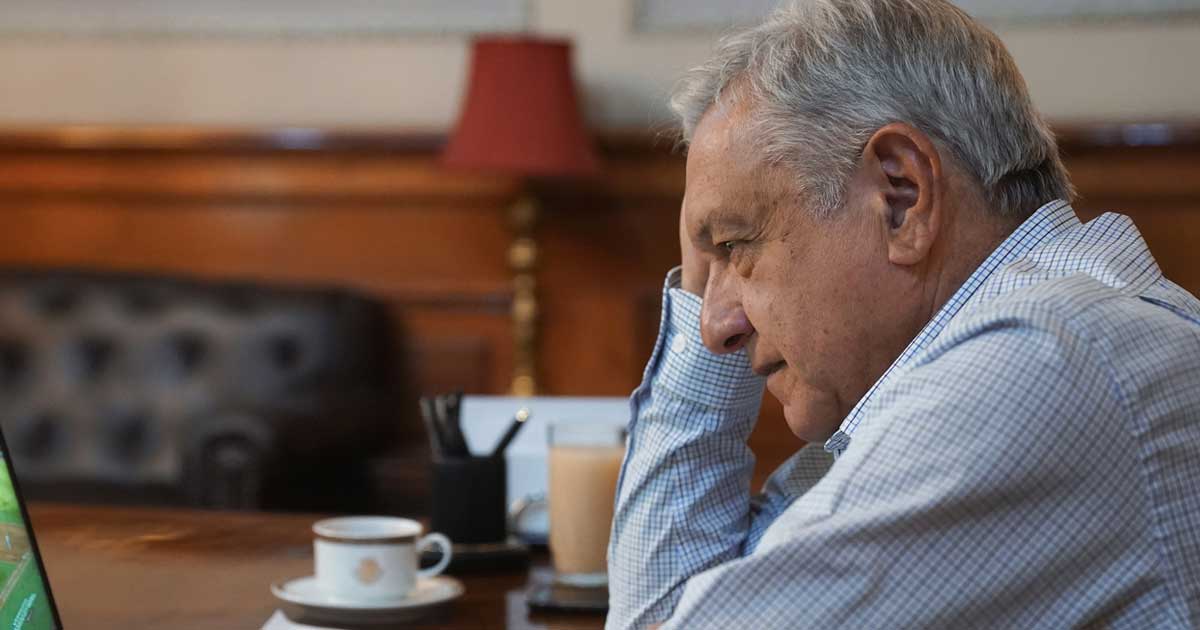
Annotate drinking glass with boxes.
[546,422,626,586]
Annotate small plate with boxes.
[271,575,464,626]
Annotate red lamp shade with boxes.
[442,36,600,179]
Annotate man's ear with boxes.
[861,123,942,266]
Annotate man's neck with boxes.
[922,203,1018,324]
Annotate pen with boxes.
[446,391,468,453]
[419,396,443,459]
[432,391,463,453]
[490,407,531,458]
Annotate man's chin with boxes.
[779,396,840,444]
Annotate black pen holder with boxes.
[431,455,508,545]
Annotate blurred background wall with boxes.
[0,1,1198,127]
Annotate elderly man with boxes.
[606,1,1200,628]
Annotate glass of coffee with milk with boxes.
[546,422,626,586]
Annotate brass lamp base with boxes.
[508,194,539,397]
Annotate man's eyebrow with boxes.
[690,198,762,246]
[702,209,756,238]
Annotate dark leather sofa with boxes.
[0,268,396,512]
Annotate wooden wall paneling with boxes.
[0,125,1197,498]
[0,149,512,199]
[0,203,517,335]
[0,146,525,488]
[1062,148,1200,202]
[392,299,514,396]
[537,194,682,393]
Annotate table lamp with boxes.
[443,36,600,396]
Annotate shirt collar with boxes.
[823,199,1080,456]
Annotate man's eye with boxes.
[720,241,737,253]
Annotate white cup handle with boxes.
[417,532,452,578]
[508,492,546,528]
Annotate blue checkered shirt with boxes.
[607,200,1200,629]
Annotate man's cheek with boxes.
[743,290,784,335]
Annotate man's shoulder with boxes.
[921,274,1129,367]
[844,275,1175,478]
[943,272,1198,356]
[915,272,1200,423]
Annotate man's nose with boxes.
[700,274,754,354]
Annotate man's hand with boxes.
[679,205,708,297]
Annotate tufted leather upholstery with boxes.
[0,268,395,511]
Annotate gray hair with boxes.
[670,0,1074,218]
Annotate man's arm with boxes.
[606,269,833,630]
[604,268,763,630]
[656,305,1150,628]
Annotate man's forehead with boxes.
[685,108,758,231]
[691,99,747,157]
[685,192,762,240]
[683,94,792,243]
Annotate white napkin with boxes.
[262,610,344,630]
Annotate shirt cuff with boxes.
[649,267,764,410]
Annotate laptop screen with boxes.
[0,450,61,630]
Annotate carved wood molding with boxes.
[0,156,519,204]
[381,288,511,314]
[0,122,1197,154]
[1,122,1195,205]
[0,126,447,153]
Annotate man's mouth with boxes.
[765,368,789,403]
[752,361,785,378]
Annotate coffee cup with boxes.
[312,516,452,601]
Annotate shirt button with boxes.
[671,335,688,354]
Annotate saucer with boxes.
[271,575,464,626]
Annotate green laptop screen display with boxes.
[0,460,55,630]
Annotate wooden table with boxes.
[27,503,606,630]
